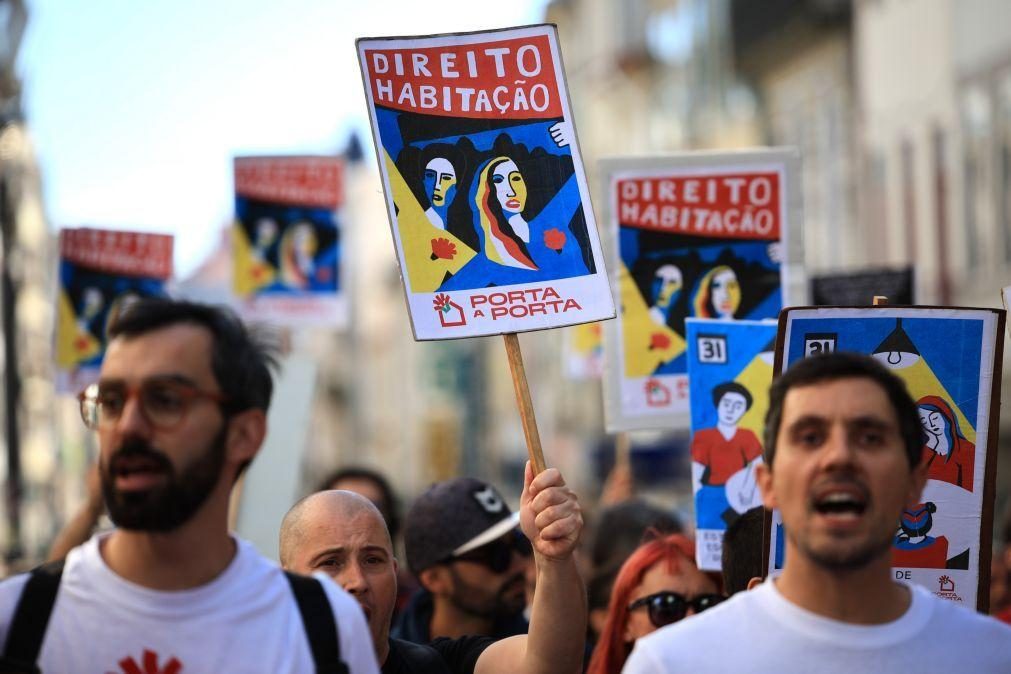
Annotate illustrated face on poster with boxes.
[56,228,173,393]
[773,307,1002,608]
[358,25,614,339]
[232,156,347,328]
[686,318,776,571]
[601,151,798,431]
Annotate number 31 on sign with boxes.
[804,333,837,357]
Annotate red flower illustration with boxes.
[118,649,183,674]
[431,237,457,260]
[649,332,671,350]
[433,293,453,313]
[543,228,566,251]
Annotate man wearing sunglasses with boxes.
[624,353,1011,673]
[0,299,378,673]
[280,462,586,673]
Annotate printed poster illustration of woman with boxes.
[917,395,975,492]
[387,114,595,293]
[234,201,340,296]
[622,244,780,377]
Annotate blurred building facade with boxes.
[1,0,61,566]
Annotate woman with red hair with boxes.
[587,533,723,674]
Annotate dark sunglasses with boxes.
[627,591,725,627]
[447,530,533,574]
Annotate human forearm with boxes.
[523,552,587,674]
[476,463,586,674]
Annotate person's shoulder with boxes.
[0,572,31,618]
[386,638,451,673]
[0,564,61,647]
[625,590,766,672]
[428,635,494,669]
[917,586,1011,637]
[635,589,757,654]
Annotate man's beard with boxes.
[101,426,227,532]
[447,566,526,619]
[791,510,895,572]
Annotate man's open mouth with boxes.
[110,454,169,490]
[812,487,868,518]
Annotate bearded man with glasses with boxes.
[0,298,379,674]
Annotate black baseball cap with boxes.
[404,477,520,574]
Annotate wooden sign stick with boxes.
[503,333,548,475]
[615,431,631,469]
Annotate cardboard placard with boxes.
[767,305,1005,611]
[357,24,614,339]
[601,149,802,431]
[686,318,777,571]
[55,227,173,393]
[564,322,604,380]
[232,156,347,327]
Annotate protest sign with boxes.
[811,266,914,306]
[769,305,1005,610]
[601,149,801,431]
[358,24,614,340]
[232,155,347,327]
[56,228,173,393]
[685,318,776,571]
[564,322,604,380]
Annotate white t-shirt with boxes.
[624,579,1011,674]
[0,534,380,674]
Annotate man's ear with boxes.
[746,576,763,591]
[226,408,267,467]
[418,565,451,595]
[756,461,777,510]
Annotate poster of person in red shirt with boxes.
[357,25,614,340]
[686,318,776,570]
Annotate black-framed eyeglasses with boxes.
[627,591,725,628]
[77,377,227,431]
[446,530,533,574]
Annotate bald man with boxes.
[280,463,586,674]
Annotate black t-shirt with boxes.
[382,636,494,674]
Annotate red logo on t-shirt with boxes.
[114,649,183,674]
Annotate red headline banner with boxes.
[234,157,344,208]
[617,172,781,240]
[363,35,562,119]
[60,228,173,278]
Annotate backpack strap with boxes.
[1,559,66,674]
[284,571,349,674]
